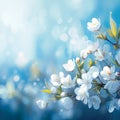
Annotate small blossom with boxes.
[100,66,116,80]
[108,99,119,113]
[61,75,75,88]
[59,72,64,78]
[88,96,101,110]
[80,49,88,59]
[87,41,99,53]
[80,41,99,59]
[50,73,62,87]
[104,80,120,94]
[94,44,110,61]
[87,18,101,32]
[77,72,93,89]
[60,92,66,97]
[76,57,80,63]
[74,85,89,104]
[63,59,75,71]
[94,49,104,61]
[36,99,48,109]
[88,66,99,79]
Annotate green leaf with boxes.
[88,59,93,67]
[110,12,117,37]
[96,33,107,40]
[79,61,84,69]
[76,73,81,79]
[57,86,62,94]
[55,95,61,100]
[108,29,114,38]
[42,89,51,94]
[88,59,95,67]
[77,61,84,74]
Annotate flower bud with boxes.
[60,92,66,97]
[76,57,80,64]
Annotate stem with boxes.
[106,39,120,48]
[106,39,116,45]
[97,76,103,84]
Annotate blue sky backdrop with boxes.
[0,0,120,73]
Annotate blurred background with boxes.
[0,0,120,120]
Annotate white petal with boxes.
[36,99,48,109]
[59,97,73,110]
[88,99,92,108]
[109,104,115,113]
[104,81,120,94]
[92,96,101,110]
[77,78,83,85]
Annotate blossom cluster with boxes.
[37,13,120,113]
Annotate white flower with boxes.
[36,99,48,109]
[60,92,66,97]
[50,72,64,87]
[87,18,101,32]
[108,99,119,113]
[59,72,64,78]
[104,80,120,94]
[115,50,120,65]
[94,49,104,61]
[100,66,116,80]
[74,85,89,104]
[80,41,99,59]
[94,44,110,61]
[61,75,75,88]
[77,72,93,89]
[80,49,88,59]
[63,59,75,71]
[88,66,99,79]
[59,97,73,110]
[50,74,61,87]
[88,96,101,110]
[76,57,80,63]
[87,41,99,53]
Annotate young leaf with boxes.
[96,33,107,40]
[42,89,51,94]
[108,29,114,38]
[110,12,117,37]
